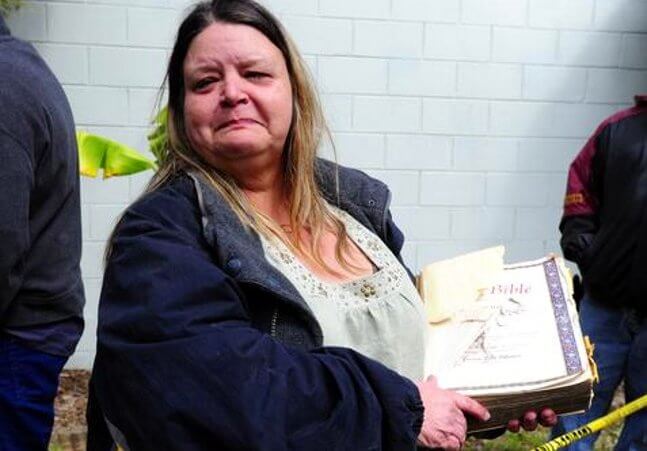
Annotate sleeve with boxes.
[92,197,423,451]
[0,130,34,314]
[559,125,607,270]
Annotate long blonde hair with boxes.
[144,0,356,273]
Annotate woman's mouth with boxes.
[217,118,260,130]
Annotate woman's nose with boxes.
[220,76,248,107]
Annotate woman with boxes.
[88,1,554,449]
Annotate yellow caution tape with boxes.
[532,394,647,451]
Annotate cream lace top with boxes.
[260,206,427,381]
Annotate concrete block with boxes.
[94,0,172,7]
[354,21,423,58]
[517,138,582,172]
[504,240,546,261]
[422,99,488,135]
[81,175,131,204]
[365,170,420,205]
[621,35,647,69]
[385,135,452,170]
[325,133,385,169]
[545,240,565,258]
[516,207,562,240]
[90,47,167,88]
[594,0,647,32]
[81,242,106,278]
[65,86,129,126]
[523,66,587,102]
[558,31,622,67]
[457,63,522,99]
[318,57,388,94]
[451,207,515,240]
[81,204,90,238]
[282,16,352,55]
[399,242,417,272]
[453,138,518,171]
[48,3,128,45]
[127,7,177,47]
[89,204,127,241]
[321,94,352,131]
[130,171,154,201]
[260,0,318,15]
[302,56,318,82]
[528,0,594,29]
[417,240,501,267]
[82,278,102,322]
[461,0,527,26]
[34,44,88,85]
[391,0,460,23]
[354,96,421,133]
[389,60,456,97]
[490,102,616,138]
[486,173,551,206]
[65,350,94,369]
[493,28,558,64]
[128,88,161,126]
[425,24,490,61]
[5,2,46,41]
[390,207,451,240]
[586,69,647,104]
[319,0,390,19]
[545,172,569,207]
[420,172,486,206]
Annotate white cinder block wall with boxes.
[6,0,647,368]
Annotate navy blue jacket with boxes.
[89,161,424,450]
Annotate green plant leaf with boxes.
[0,0,23,17]
[77,131,157,178]
[147,106,168,164]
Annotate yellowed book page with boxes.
[419,246,505,323]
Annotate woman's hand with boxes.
[415,376,490,450]
[507,408,557,432]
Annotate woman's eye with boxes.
[245,71,267,80]
[194,78,216,90]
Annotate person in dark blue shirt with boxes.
[0,13,84,451]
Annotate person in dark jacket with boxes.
[88,1,554,449]
[552,96,647,450]
[0,13,84,451]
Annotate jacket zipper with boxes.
[241,280,323,345]
[270,308,279,337]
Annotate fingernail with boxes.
[484,412,491,421]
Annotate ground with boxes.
[49,370,624,451]
[50,370,89,451]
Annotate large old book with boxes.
[419,247,596,432]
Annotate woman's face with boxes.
[183,22,293,169]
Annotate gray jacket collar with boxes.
[187,159,392,340]
[0,16,10,36]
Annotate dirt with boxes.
[50,370,90,451]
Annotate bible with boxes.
[419,247,596,432]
